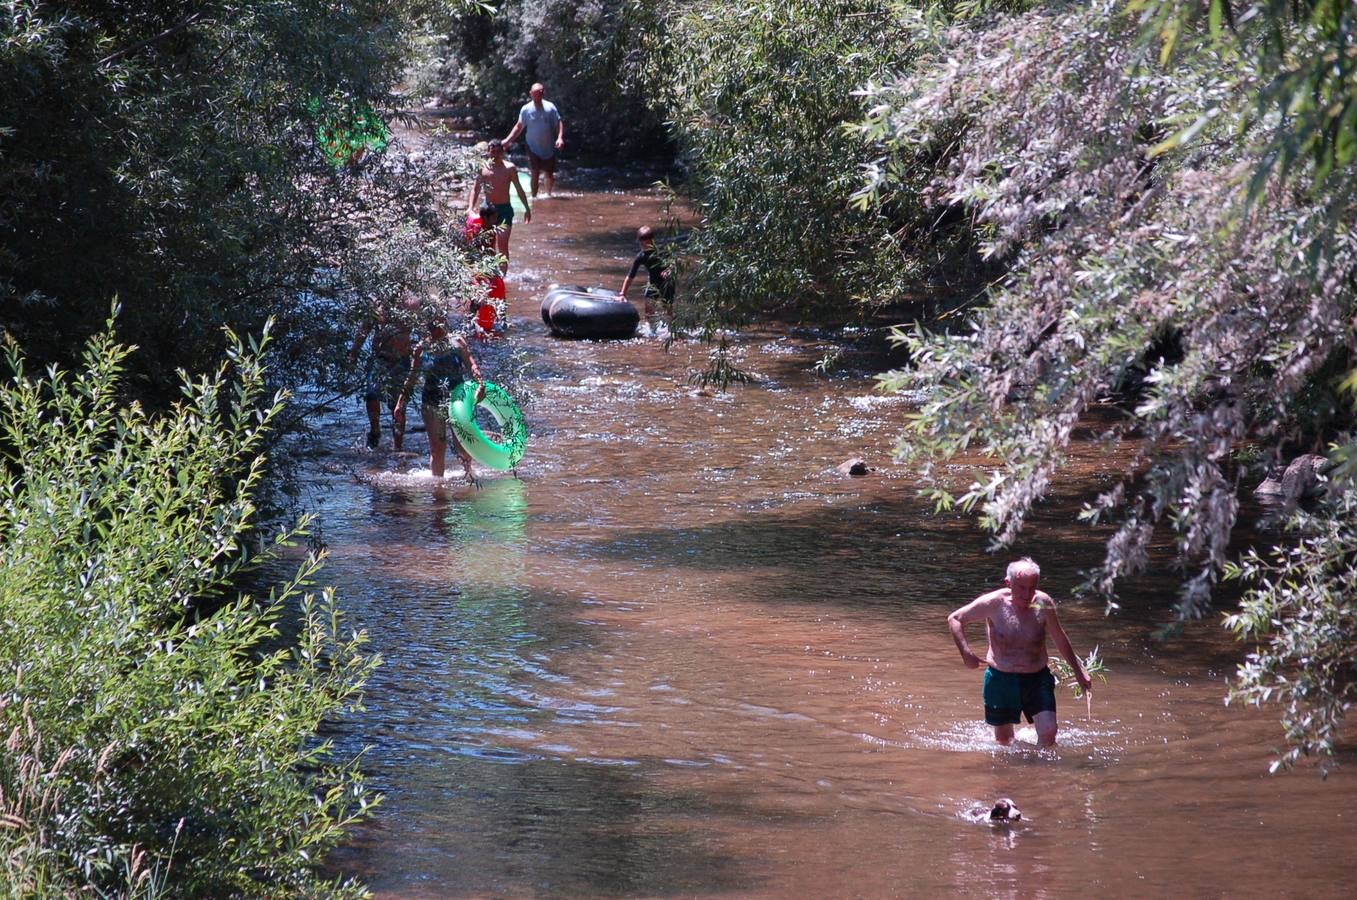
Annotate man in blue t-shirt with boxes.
[503,82,564,199]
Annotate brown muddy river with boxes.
[303,157,1354,897]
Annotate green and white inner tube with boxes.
[448,381,527,471]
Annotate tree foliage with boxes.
[1137,0,1357,185]
[416,0,666,155]
[859,0,1355,768]
[0,318,377,893]
[635,0,934,344]
[0,1,485,408]
[1225,484,1357,776]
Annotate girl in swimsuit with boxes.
[394,319,485,480]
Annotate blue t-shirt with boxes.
[518,100,561,160]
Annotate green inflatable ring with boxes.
[308,98,389,168]
[448,381,527,470]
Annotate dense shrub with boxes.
[0,319,377,893]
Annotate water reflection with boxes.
[433,477,529,582]
[369,478,539,752]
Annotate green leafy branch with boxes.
[1049,645,1110,699]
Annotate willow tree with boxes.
[860,0,1356,771]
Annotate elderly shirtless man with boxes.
[948,558,1091,747]
[467,139,531,275]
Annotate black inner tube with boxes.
[542,287,638,340]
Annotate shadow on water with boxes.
[315,473,759,890]
[566,494,992,610]
[333,753,769,898]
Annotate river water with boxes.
[303,162,1354,897]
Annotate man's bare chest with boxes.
[988,602,1045,646]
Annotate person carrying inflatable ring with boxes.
[393,317,485,482]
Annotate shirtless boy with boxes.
[467,139,531,275]
[947,558,1091,747]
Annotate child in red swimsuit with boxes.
[464,202,507,337]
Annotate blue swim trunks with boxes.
[983,666,1056,726]
[494,202,514,226]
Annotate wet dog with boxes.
[965,798,1023,824]
[988,798,1021,822]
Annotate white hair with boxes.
[1006,557,1040,582]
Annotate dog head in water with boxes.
[989,799,1021,821]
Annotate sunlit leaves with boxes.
[637,0,928,382]
[1137,0,1357,189]
[1224,487,1357,777]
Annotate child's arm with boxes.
[347,320,372,364]
[466,173,482,215]
[456,336,486,401]
[393,343,423,415]
[511,167,531,222]
[618,253,643,297]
